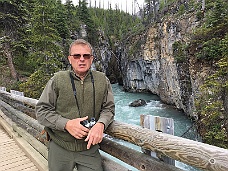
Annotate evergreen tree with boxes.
[54,0,70,40]
[89,7,144,47]
[28,0,63,73]
[0,0,29,80]
[19,0,64,98]
[77,0,98,45]
[54,0,70,56]
[64,0,80,39]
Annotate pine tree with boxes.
[54,0,70,40]
[77,0,98,45]
[0,0,29,80]
[28,0,63,73]
[64,0,80,38]
[19,0,64,98]
[54,0,70,56]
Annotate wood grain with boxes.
[105,120,228,171]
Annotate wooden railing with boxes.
[0,88,228,171]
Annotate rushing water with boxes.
[101,84,201,171]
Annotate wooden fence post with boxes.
[140,114,175,165]
[0,87,6,91]
[10,89,24,96]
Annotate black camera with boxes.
[80,117,96,129]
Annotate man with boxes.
[36,39,115,171]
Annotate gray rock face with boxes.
[92,4,215,120]
[118,13,201,118]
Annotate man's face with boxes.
[68,44,94,76]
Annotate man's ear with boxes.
[68,56,71,64]
[90,56,94,64]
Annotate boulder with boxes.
[129,99,147,107]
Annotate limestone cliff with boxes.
[117,12,202,118]
[94,1,225,122]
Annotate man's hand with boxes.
[65,116,89,139]
[85,122,104,149]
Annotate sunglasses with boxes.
[70,54,92,59]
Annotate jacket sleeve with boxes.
[97,77,115,130]
[35,77,69,131]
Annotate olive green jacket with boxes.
[36,69,115,151]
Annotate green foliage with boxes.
[196,37,223,60]
[196,11,204,21]
[77,0,98,45]
[159,0,178,11]
[64,0,80,34]
[190,0,228,148]
[0,0,144,98]
[128,39,144,58]
[159,0,165,11]
[54,0,70,40]
[167,0,176,4]
[191,0,227,61]
[220,35,228,57]
[0,0,30,72]
[205,0,227,28]
[14,53,35,73]
[19,70,51,99]
[0,0,28,32]
[172,41,187,63]
[10,80,23,91]
[89,7,144,48]
[195,57,228,148]
[178,4,185,15]
[194,0,228,61]
[28,0,64,74]
[77,0,90,22]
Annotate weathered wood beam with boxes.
[0,90,38,107]
[12,124,48,160]
[140,115,175,165]
[101,155,130,171]
[0,91,36,118]
[105,121,228,171]
[100,137,182,171]
[0,100,43,132]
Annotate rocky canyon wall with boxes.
[119,12,202,118]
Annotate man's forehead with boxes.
[71,44,91,51]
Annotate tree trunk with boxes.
[3,42,18,81]
[202,0,205,11]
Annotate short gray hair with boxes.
[69,39,93,55]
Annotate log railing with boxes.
[0,89,228,171]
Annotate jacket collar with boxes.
[69,68,91,80]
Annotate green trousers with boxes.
[48,141,103,171]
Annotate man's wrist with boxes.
[97,122,105,128]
